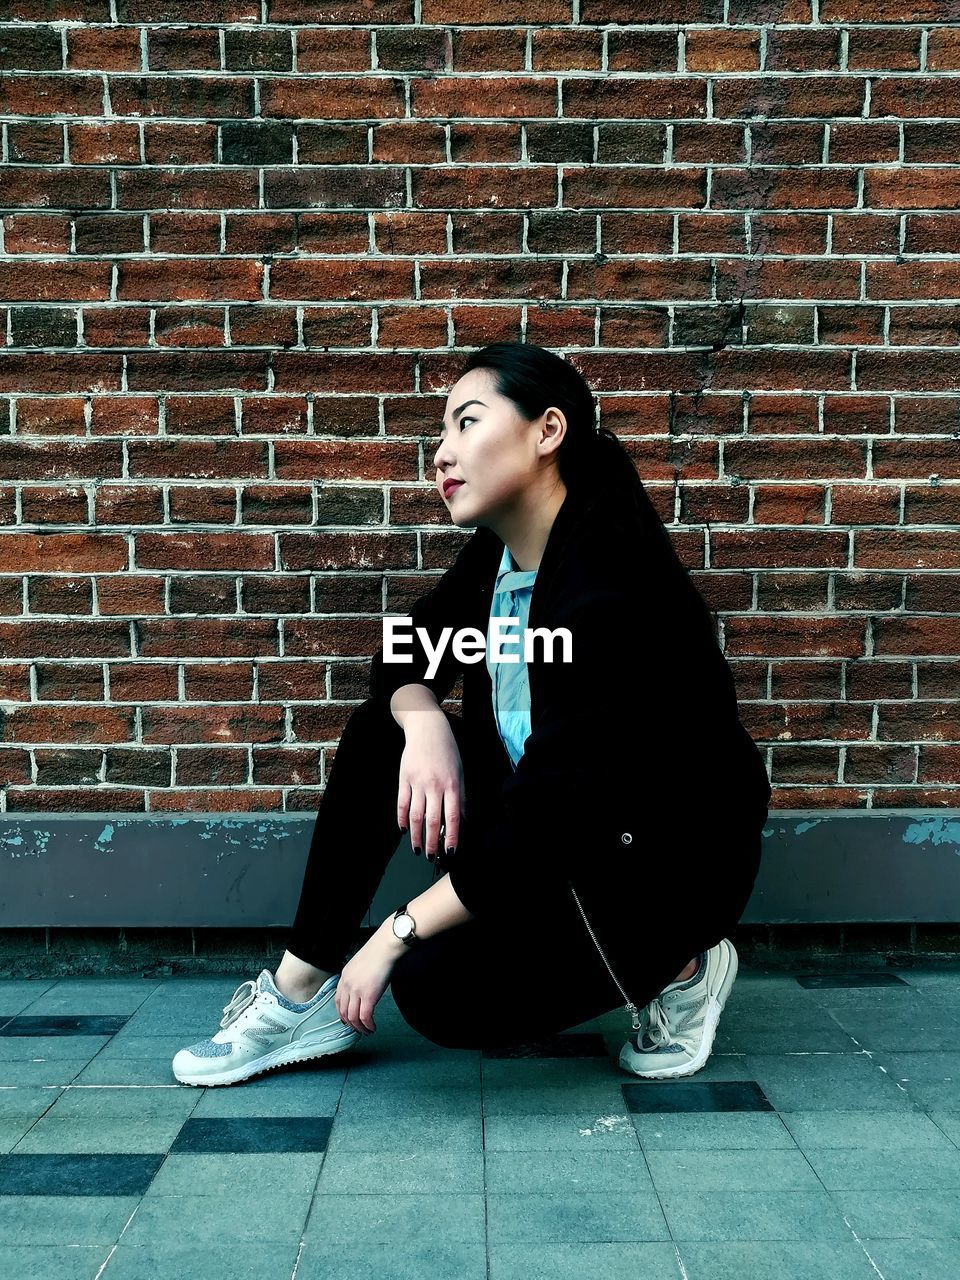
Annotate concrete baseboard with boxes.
[0,811,957,945]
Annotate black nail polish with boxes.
[413,846,421,856]
[400,825,407,833]
[446,845,456,856]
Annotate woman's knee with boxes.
[388,947,479,1050]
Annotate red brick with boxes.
[83,305,152,350]
[146,27,223,73]
[0,705,135,744]
[116,168,259,208]
[873,439,960,479]
[156,307,227,348]
[917,745,960,784]
[296,26,370,72]
[0,534,126,574]
[70,123,140,165]
[227,305,296,348]
[149,788,283,812]
[831,484,901,525]
[136,617,278,658]
[109,663,179,702]
[8,120,63,163]
[67,25,141,72]
[241,484,313,525]
[0,259,110,302]
[5,788,145,812]
[135,533,275,571]
[273,440,417,482]
[144,122,217,166]
[94,485,165,525]
[257,660,328,701]
[153,212,225,253]
[96,576,166,616]
[119,259,264,302]
[0,441,122,480]
[126,350,271,389]
[35,662,105,701]
[873,615,960,656]
[90,396,160,437]
[175,747,249,786]
[3,213,71,253]
[168,485,237,524]
[260,74,404,120]
[128,439,268,480]
[183,661,254,701]
[107,73,252,119]
[0,749,32,784]
[20,486,89,527]
[252,746,323,786]
[16,397,86,437]
[0,74,103,116]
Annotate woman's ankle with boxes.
[274,952,335,1002]
[673,954,701,984]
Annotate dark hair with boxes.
[457,341,678,563]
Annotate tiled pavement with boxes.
[0,963,959,1279]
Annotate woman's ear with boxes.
[537,408,567,458]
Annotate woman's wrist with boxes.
[398,706,448,738]
[374,914,410,961]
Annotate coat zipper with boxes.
[568,878,643,1031]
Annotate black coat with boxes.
[369,481,772,1016]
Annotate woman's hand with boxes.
[397,710,466,862]
[335,926,405,1035]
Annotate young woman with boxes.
[172,342,772,1088]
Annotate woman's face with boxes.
[432,368,563,529]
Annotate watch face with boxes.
[394,913,414,939]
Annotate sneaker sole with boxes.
[173,1028,363,1088]
[618,939,739,1081]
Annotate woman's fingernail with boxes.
[400,825,407,833]
[446,845,456,856]
[413,846,421,856]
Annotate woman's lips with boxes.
[443,481,465,498]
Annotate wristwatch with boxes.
[391,903,419,947]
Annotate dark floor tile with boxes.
[170,1116,332,1154]
[0,1015,130,1037]
[0,1152,164,1196]
[482,1033,608,1060]
[795,973,909,989]
[623,1080,775,1115]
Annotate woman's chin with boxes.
[445,499,476,527]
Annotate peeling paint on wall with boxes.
[94,824,115,852]
[902,818,960,852]
[795,819,826,835]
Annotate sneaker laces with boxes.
[642,996,674,1048]
[219,978,259,1030]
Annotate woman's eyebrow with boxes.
[439,399,486,435]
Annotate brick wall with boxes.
[0,7,958,816]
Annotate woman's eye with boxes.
[437,416,475,445]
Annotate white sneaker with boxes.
[171,969,362,1087]
[618,939,738,1080]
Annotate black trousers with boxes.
[283,697,642,1050]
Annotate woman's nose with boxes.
[433,439,455,470]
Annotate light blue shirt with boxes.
[486,543,538,771]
